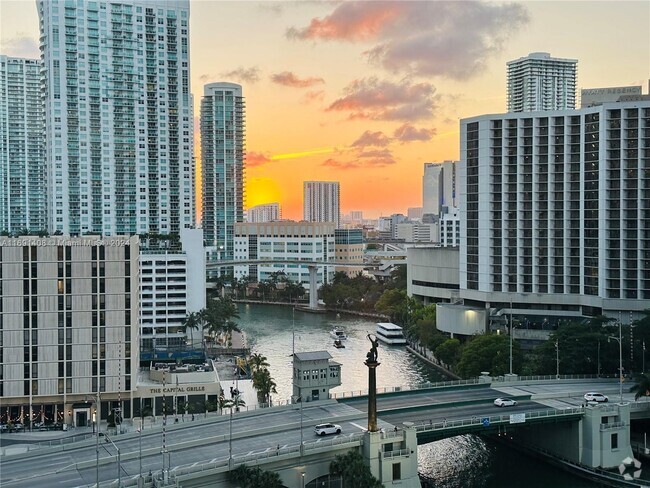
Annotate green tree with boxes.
[252,368,278,404]
[374,289,408,323]
[329,449,382,488]
[248,353,270,373]
[202,297,240,346]
[630,373,650,400]
[228,464,283,488]
[435,338,461,367]
[203,400,214,418]
[456,334,522,378]
[181,311,202,348]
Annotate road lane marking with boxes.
[349,422,366,431]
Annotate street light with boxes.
[85,393,100,488]
[609,319,624,402]
[299,396,304,456]
[555,340,559,380]
[102,432,122,487]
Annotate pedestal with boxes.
[365,360,380,432]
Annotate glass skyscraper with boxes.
[200,82,245,261]
[38,0,194,236]
[0,56,46,234]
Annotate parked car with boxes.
[314,423,342,436]
[494,397,518,407]
[0,424,8,432]
[11,423,24,432]
[583,392,608,403]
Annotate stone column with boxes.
[366,359,380,432]
[308,265,318,310]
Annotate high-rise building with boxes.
[507,52,577,113]
[0,56,46,234]
[201,82,245,260]
[38,0,194,236]
[460,100,650,322]
[334,228,364,277]
[423,161,457,216]
[247,203,281,223]
[303,181,340,228]
[581,85,643,108]
[0,235,139,427]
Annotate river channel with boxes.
[238,303,593,487]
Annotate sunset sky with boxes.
[1,0,649,220]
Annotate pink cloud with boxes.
[351,130,391,147]
[303,90,325,104]
[246,151,272,168]
[289,2,528,80]
[327,77,438,121]
[271,71,325,88]
[393,124,436,143]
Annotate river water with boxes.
[238,304,593,487]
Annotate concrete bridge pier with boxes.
[308,265,318,310]
[363,425,421,487]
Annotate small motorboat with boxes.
[334,339,346,349]
[330,328,348,340]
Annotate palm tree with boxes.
[252,368,277,405]
[248,353,270,373]
[217,395,232,414]
[202,297,241,346]
[630,373,650,400]
[203,400,213,418]
[330,450,382,488]
[181,311,202,348]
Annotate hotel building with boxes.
[452,100,650,332]
[0,235,139,427]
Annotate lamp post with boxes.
[85,393,101,488]
[609,320,624,402]
[299,396,304,456]
[555,340,559,380]
[228,407,233,469]
[103,433,122,487]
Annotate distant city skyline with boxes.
[1,0,648,219]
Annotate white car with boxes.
[314,423,342,436]
[494,397,518,407]
[583,392,608,403]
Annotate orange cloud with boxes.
[351,130,391,147]
[287,2,404,41]
[271,71,325,88]
[246,151,272,168]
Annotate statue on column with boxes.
[366,334,379,363]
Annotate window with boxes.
[612,433,618,449]
[392,462,401,480]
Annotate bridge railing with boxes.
[493,373,617,382]
[164,432,364,482]
[330,378,481,399]
[414,406,584,434]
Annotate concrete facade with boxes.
[334,228,364,277]
[407,247,460,304]
[0,235,139,426]
[460,101,650,324]
[292,351,341,402]
[233,221,335,286]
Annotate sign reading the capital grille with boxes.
[148,385,206,394]
[509,413,526,424]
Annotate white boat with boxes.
[375,322,407,345]
[330,328,348,340]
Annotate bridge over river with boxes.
[1,376,647,488]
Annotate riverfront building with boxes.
[452,100,650,332]
[507,52,577,113]
[0,56,46,234]
[201,82,245,261]
[334,228,364,277]
[233,221,335,286]
[303,181,340,229]
[38,0,195,235]
[0,235,139,427]
[247,203,281,223]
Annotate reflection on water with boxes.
[238,304,594,487]
[238,304,446,401]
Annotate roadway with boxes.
[0,379,624,487]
